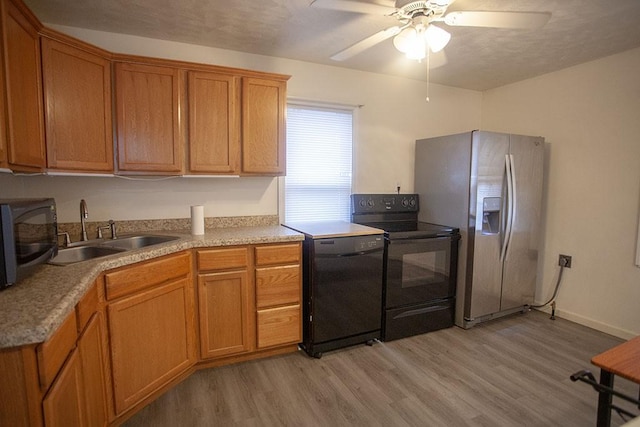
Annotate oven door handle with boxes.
[393,304,450,319]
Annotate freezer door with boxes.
[467,131,510,320]
[500,135,544,310]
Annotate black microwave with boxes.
[0,198,58,290]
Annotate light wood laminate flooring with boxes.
[124,310,637,426]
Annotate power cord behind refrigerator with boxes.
[528,259,568,319]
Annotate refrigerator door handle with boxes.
[507,154,517,260]
[501,154,514,263]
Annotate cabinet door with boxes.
[1,0,46,171]
[78,312,108,427]
[197,270,252,359]
[42,349,86,427]
[241,77,286,175]
[107,277,195,415]
[115,62,184,174]
[188,71,240,174]
[41,37,113,172]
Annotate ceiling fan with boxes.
[311,0,552,62]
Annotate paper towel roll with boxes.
[191,205,205,235]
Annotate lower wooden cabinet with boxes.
[0,243,301,425]
[254,243,302,349]
[41,296,108,427]
[196,247,252,360]
[196,243,302,360]
[198,270,252,359]
[106,263,195,415]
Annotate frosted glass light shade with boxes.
[425,25,451,53]
[392,27,416,53]
[393,27,426,60]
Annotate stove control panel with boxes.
[351,194,419,214]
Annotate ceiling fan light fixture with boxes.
[393,27,427,60]
[424,24,450,53]
[393,23,450,61]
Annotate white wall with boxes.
[482,47,640,339]
[0,25,481,223]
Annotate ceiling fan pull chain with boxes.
[426,47,430,102]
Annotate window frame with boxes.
[278,99,359,223]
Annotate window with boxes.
[284,103,353,222]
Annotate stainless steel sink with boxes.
[49,234,181,265]
[49,245,126,266]
[98,234,180,250]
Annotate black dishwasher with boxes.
[296,231,384,358]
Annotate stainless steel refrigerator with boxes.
[414,130,544,328]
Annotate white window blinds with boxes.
[285,104,353,222]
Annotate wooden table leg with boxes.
[597,369,614,427]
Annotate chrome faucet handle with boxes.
[108,220,117,240]
[57,232,71,247]
[97,221,117,239]
[96,225,110,239]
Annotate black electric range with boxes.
[351,194,460,341]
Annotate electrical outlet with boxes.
[558,254,572,268]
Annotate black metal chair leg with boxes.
[596,370,613,427]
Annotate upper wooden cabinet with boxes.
[187,71,240,174]
[41,36,114,172]
[114,62,184,174]
[241,77,286,175]
[1,0,46,171]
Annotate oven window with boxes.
[402,251,447,288]
[385,236,456,307]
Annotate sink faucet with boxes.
[80,199,88,241]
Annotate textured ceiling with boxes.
[23,0,640,91]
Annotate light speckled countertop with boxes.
[0,225,303,349]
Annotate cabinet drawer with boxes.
[255,265,300,308]
[257,305,301,349]
[254,243,300,266]
[197,247,248,271]
[37,311,78,390]
[105,252,191,300]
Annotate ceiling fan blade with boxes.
[443,11,551,29]
[331,26,402,61]
[311,0,396,16]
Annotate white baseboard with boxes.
[532,306,637,340]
